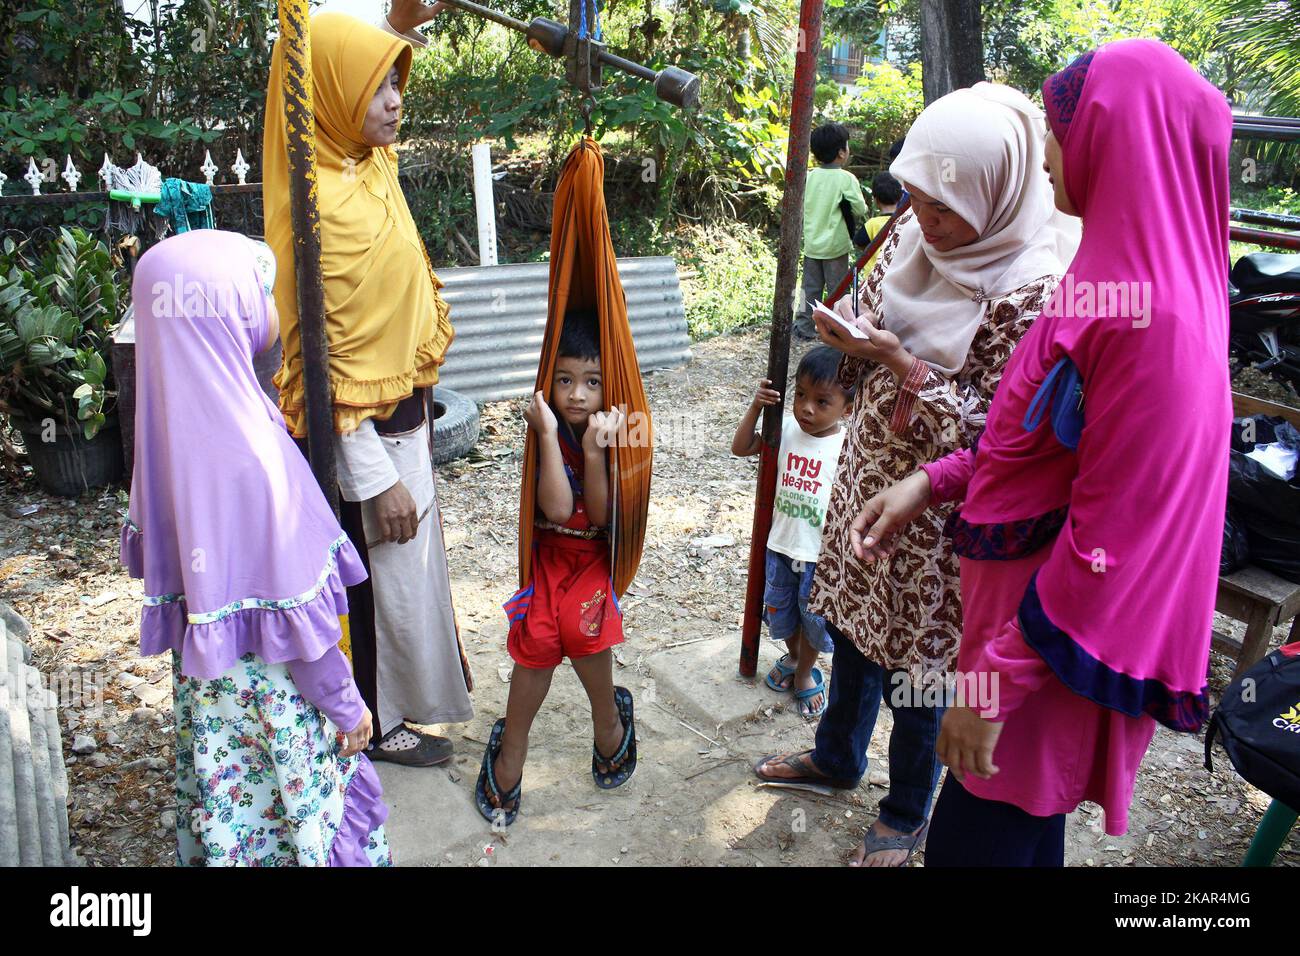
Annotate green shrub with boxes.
[826,62,923,166]
[0,228,123,438]
[814,80,842,111]
[677,223,777,339]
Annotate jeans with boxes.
[762,549,833,654]
[812,622,944,834]
[925,775,1066,867]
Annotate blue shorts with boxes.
[762,549,833,654]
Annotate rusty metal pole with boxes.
[277,0,337,511]
[739,0,824,678]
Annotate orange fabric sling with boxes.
[518,138,652,597]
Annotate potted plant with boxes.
[0,228,126,496]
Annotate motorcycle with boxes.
[1229,251,1300,388]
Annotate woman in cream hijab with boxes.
[262,1,473,767]
[754,83,1077,866]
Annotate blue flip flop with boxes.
[794,667,827,718]
[592,686,637,789]
[474,718,521,827]
[764,654,797,692]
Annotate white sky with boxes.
[315,0,386,18]
[126,1,387,25]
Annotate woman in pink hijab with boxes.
[852,39,1232,865]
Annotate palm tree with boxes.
[715,0,797,77]
[1215,0,1300,116]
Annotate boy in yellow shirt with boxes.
[859,171,902,277]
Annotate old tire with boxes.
[431,387,480,465]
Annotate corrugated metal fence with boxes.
[435,256,692,403]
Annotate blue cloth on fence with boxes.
[155,178,214,234]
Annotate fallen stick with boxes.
[685,757,743,781]
[651,700,723,748]
[658,636,714,651]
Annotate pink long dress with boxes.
[925,450,1156,835]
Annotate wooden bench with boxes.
[1215,392,1300,680]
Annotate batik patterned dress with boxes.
[806,214,1061,678]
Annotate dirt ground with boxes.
[0,327,1294,867]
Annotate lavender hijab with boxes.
[121,230,366,678]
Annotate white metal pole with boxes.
[471,141,498,266]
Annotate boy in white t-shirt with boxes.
[731,347,854,718]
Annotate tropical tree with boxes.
[1214,0,1300,116]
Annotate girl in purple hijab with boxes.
[121,229,391,866]
[851,39,1231,865]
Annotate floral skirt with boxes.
[172,651,392,867]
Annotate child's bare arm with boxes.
[581,408,624,528]
[524,391,575,524]
[731,379,782,457]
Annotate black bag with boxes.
[838,197,859,246]
[1227,415,1300,583]
[1205,642,1300,812]
[1221,504,1251,575]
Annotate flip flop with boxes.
[764,654,797,692]
[752,750,858,790]
[592,686,637,789]
[474,718,521,827]
[852,820,930,867]
[794,667,827,719]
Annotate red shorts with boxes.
[505,530,624,669]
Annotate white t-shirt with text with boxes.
[766,414,845,564]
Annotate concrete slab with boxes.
[646,633,801,733]
[7,638,41,865]
[374,760,488,866]
[0,603,31,644]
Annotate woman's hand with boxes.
[815,298,914,379]
[583,407,626,454]
[523,390,558,438]
[373,480,419,544]
[388,0,451,34]
[850,469,932,562]
[937,706,1003,781]
[339,707,374,758]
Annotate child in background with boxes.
[731,347,854,717]
[477,311,636,827]
[857,171,903,276]
[794,123,868,341]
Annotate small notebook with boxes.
[812,300,871,340]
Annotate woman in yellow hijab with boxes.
[263,3,473,767]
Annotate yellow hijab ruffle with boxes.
[262,12,454,437]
